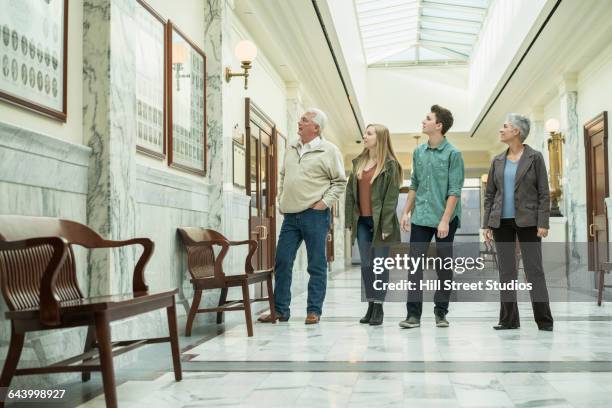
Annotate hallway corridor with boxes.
[76,267,612,408]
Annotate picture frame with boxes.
[0,0,68,121]
[233,141,246,188]
[167,21,207,176]
[135,0,166,159]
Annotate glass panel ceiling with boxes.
[354,0,491,66]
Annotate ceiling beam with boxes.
[359,9,419,24]
[421,0,488,15]
[419,27,478,42]
[358,3,419,16]
[421,15,482,29]
[419,39,473,52]
[361,19,418,33]
[364,37,415,51]
[419,44,469,60]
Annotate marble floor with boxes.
[15,267,612,407]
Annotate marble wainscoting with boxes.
[0,121,91,387]
[133,167,269,338]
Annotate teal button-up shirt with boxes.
[410,138,465,228]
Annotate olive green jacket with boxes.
[345,158,402,246]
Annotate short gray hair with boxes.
[306,107,327,135]
[506,113,530,142]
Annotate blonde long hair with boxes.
[355,124,402,187]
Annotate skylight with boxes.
[354,0,491,66]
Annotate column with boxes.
[558,74,586,243]
[83,0,138,296]
[204,0,232,233]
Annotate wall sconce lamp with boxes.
[172,44,190,92]
[545,118,565,217]
[225,40,257,90]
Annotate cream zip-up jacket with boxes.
[278,137,347,214]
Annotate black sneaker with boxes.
[399,316,420,328]
[435,313,449,328]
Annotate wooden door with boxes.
[246,98,276,275]
[585,112,609,272]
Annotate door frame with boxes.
[245,98,277,269]
[584,111,609,271]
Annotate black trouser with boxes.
[406,217,458,319]
[492,218,553,328]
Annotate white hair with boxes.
[306,107,327,135]
[506,113,530,142]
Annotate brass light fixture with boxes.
[225,40,257,90]
[172,44,190,92]
[546,118,564,217]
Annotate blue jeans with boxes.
[357,216,389,302]
[274,208,330,317]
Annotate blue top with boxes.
[501,159,519,219]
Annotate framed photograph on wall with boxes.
[167,21,206,176]
[233,141,246,188]
[135,0,166,159]
[0,0,68,121]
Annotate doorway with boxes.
[584,111,609,272]
[245,98,276,276]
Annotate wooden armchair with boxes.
[178,228,275,337]
[0,215,182,408]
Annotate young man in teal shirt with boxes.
[399,105,465,329]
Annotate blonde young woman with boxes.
[345,124,402,325]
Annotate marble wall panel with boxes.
[0,122,91,387]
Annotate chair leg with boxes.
[597,269,605,306]
[0,323,25,404]
[266,275,277,323]
[185,289,202,337]
[94,312,117,408]
[241,282,254,337]
[166,297,183,381]
[217,287,228,324]
[81,325,96,382]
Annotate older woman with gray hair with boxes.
[482,113,554,331]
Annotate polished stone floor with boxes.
[15,267,612,407]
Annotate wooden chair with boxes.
[597,262,612,306]
[0,215,182,408]
[178,227,275,337]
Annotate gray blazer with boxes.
[482,144,550,229]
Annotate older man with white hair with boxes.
[258,108,346,324]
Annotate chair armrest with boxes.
[92,238,154,293]
[228,240,252,246]
[0,237,69,326]
[243,240,258,274]
[226,239,258,274]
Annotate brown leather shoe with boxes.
[257,313,288,323]
[304,313,320,325]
